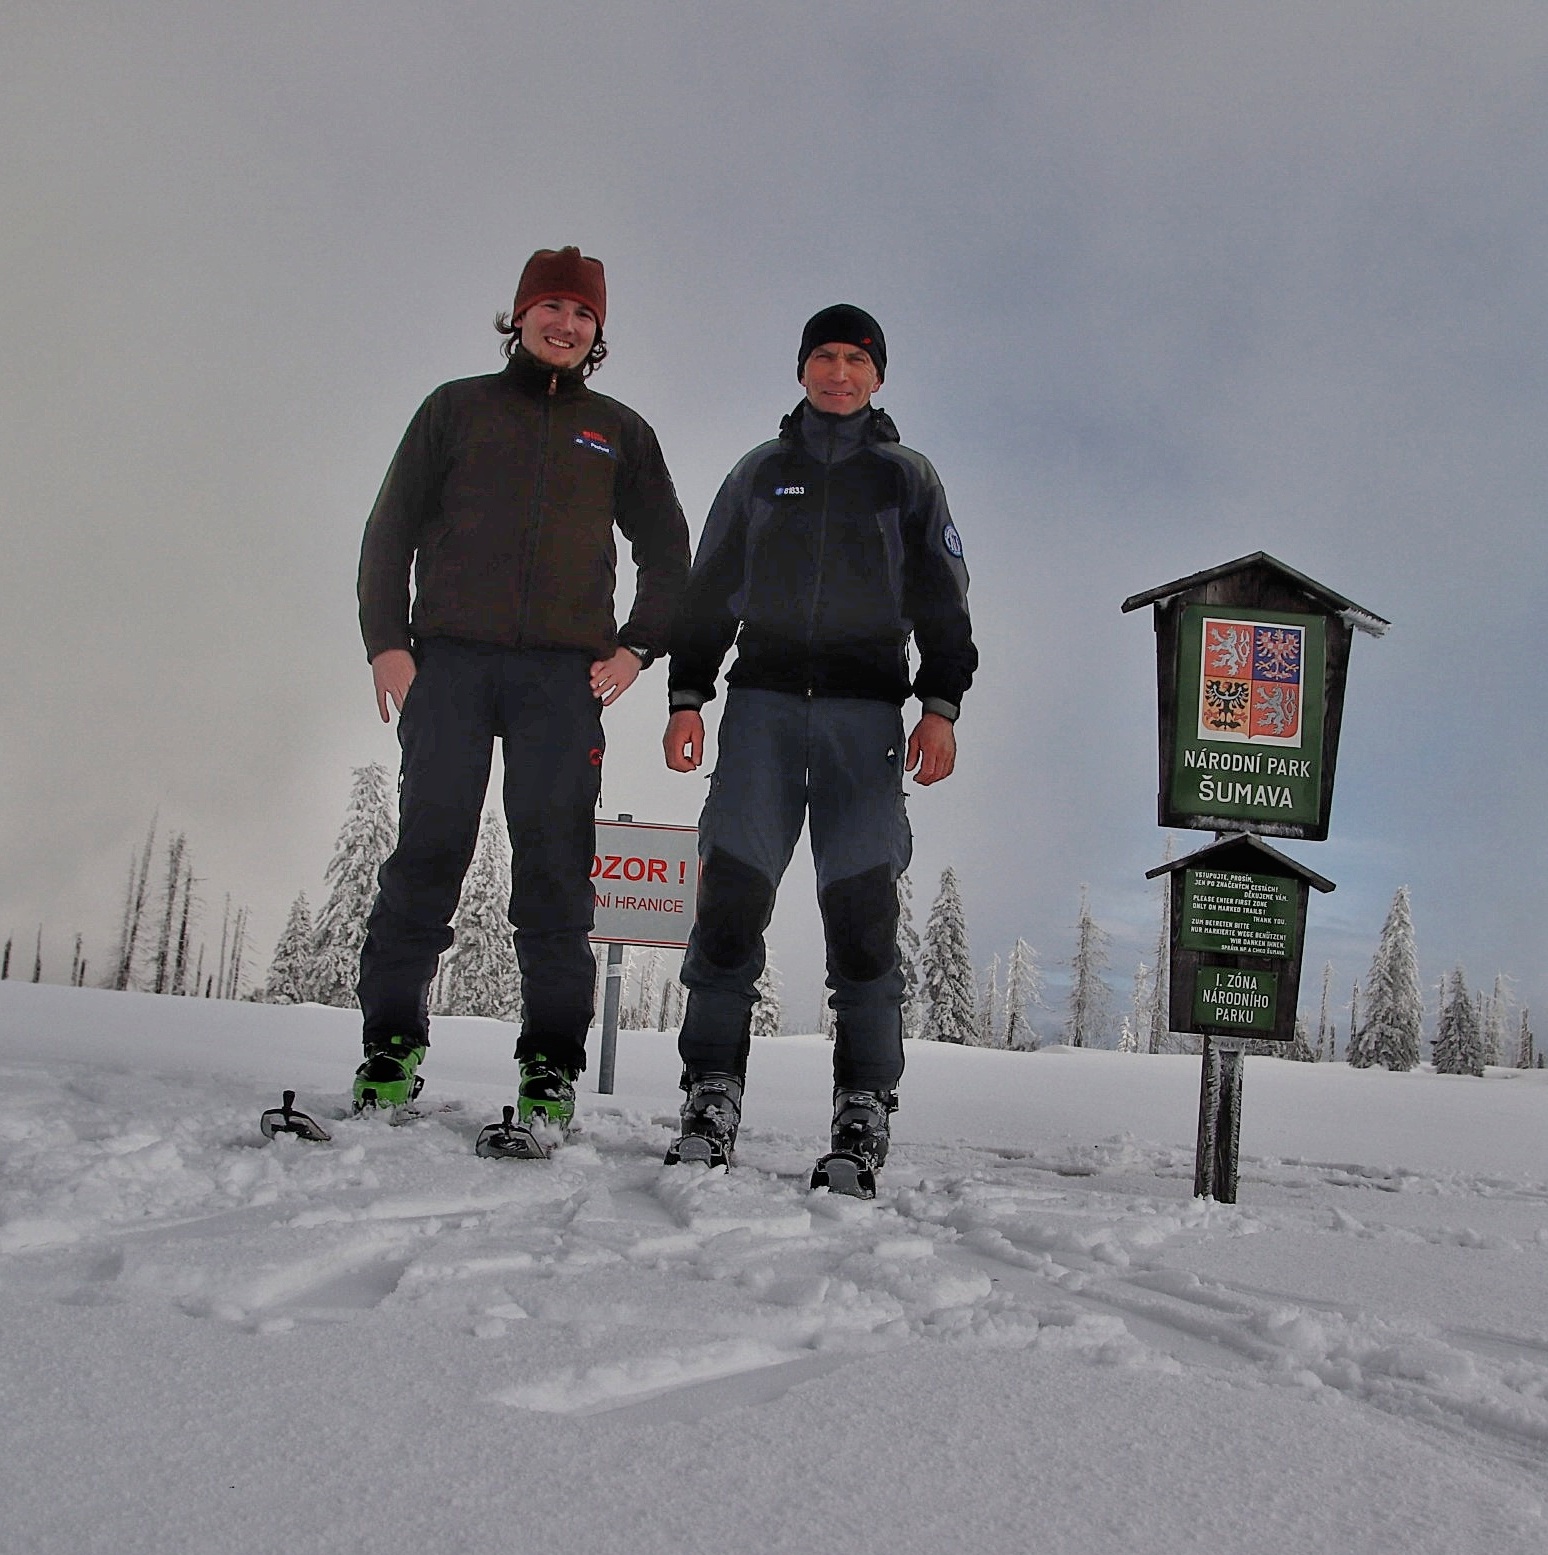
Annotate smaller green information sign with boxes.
[1193,967,1279,1032]
[1179,869,1297,959]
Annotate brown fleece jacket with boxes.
[358,348,689,661]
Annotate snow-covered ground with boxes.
[1,981,1544,1555]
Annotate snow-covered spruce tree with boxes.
[1287,1016,1318,1062]
[440,813,520,1020]
[1349,886,1422,1071]
[1480,973,1513,1067]
[919,867,977,1044]
[1118,965,1147,1054]
[1516,1009,1534,1070]
[1003,937,1043,1051]
[628,949,663,1030]
[817,992,837,1038]
[1064,885,1112,1049]
[896,872,923,1040]
[263,892,316,1004]
[312,763,397,1008]
[1432,967,1484,1076]
[750,957,782,1038]
[976,953,1002,1048]
[1146,844,1174,1053]
[656,977,685,1031]
[1315,962,1334,1060]
[1344,979,1372,1068]
[1121,962,1151,1053]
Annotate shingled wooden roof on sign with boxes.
[1121,551,1389,636]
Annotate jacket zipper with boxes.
[804,419,835,694]
[517,393,554,644]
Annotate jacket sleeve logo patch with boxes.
[575,430,616,458]
[943,522,964,558]
[773,484,806,497]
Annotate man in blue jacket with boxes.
[662,305,977,1194]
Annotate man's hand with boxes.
[664,709,705,772]
[590,647,643,706]
[371,649,417,723]
[905,711,957,785]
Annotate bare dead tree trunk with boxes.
[216,895,231,1000]
[115,820,158,990]
[225,906,249,1000]
[153,833,186,995]
[173,861,196,996]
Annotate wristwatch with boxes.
[620,642,655,669]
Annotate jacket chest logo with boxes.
[773,484,806,498]
[575,429,616,458]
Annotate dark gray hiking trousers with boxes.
[357,638,602,1072]
[678,688,913,1092]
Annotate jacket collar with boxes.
[779,399,899,462]
[503,346,589,399]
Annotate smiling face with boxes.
[517,297,600,371]
[800,341,882,415]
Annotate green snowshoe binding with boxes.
[515,1057,577,1132]
[352,1037,427,1112]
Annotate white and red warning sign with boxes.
[589,819,699,948]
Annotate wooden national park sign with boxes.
[1121,552,1388,842]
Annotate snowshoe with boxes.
[663,1073,742,1168]
[352,1037,427,1113]
[260,1090,332,1144]
[476,1105,556,1160]
[809,1151,876,1199]
[810,1089,895,1199]
[476,1058,577,1160]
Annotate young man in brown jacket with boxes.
[353,246,689,1142]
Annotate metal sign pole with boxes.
[598,943,624,1095]
[596,812,631,1096]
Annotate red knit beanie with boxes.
[511,246,607,330]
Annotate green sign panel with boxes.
[1170,605,1326,827]
[1179,869,1297,959]
[1193,967,1279,1032]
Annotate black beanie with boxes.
[797,304,887,383]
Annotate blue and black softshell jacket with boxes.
[667,401,979,719]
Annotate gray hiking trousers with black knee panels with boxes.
[677,688,912,1092]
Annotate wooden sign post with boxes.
[1122,552,1387,841]
[1124,553,1385,1201]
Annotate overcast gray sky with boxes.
[4,2,1545,1039]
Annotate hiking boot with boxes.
[828,1088,896,1168]
[663,1072,743,1167]
[353,1037,427,1111]
[516,1056,577,1134]
[810,1088,898,1198]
